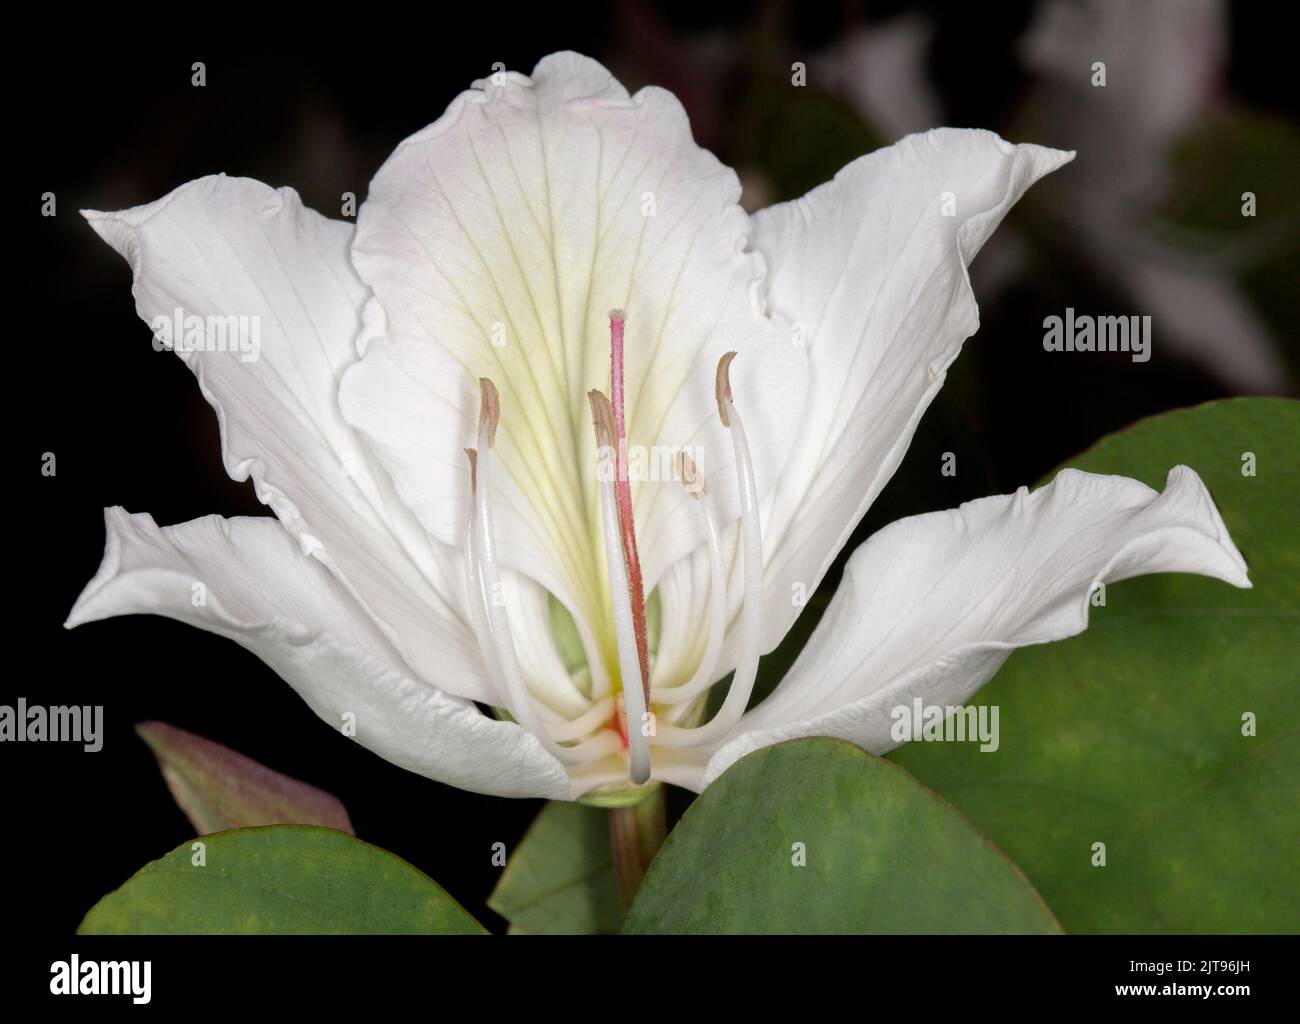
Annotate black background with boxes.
[12,0,1297,945]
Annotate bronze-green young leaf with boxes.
[136,721,353,835]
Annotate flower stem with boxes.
[608,784,666,914]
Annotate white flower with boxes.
[66,53,1250,801]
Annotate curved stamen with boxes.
[467,449,607,730]
[589,389,652,785]
[650,453,725,705]
[656,353,764,748]
[574,611,613,701]
[462,448,505,705]
[472,379,621,767]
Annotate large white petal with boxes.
[342,51,808,658]
[701,466,1250,787]
[66,509,568,799]
[747,129,1074,655]
[83,177,490,701]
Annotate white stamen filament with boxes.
[539,696,617,742]
[462,451,505,705]
[650,488,725,705]
[596,459,653,784]
[472,417,621,767]
[575,616,613,701]
[657,391,764,747]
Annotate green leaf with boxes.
[136,721,354,836]
[488,801,621,935]
[892,398,1300,933]
[623,738,1061,934]
[78,826,486,934]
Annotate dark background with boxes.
[14,1,1297,937]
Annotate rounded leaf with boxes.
[624,738,1060,934]
[78,826,486,935]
